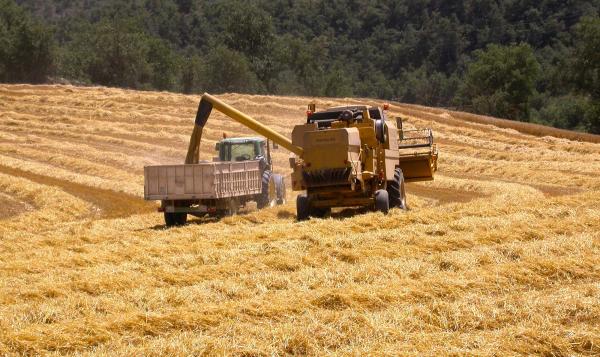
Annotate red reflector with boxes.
[208,207,216,213]
[383,103,389,110]
[306,110,313,117]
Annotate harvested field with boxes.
[1,84,599,355]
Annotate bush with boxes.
[462,43,540,120]
[201,46,261,93]
[533,95,589,131]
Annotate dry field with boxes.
[1,84,599,356]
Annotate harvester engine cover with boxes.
[299,127,360,188]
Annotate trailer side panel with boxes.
[144,161,262,201]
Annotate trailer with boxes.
[144,137,285,226]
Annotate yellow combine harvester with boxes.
[193,94,438,220]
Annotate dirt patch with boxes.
[0,165,155,219]
[0,192,33,219]
[528,184,583,197]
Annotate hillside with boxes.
[4,0,600,133]
[1,84,599,355]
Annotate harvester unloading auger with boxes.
[190,93,438,220]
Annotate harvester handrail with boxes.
[398,128,434,149]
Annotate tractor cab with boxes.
[215,137,267,162]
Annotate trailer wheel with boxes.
[257,171,278,209]
[296,194,310,221]
[375,189,389,214]
[164,212,187,227]
[176,212,187,225]
[311,206,331,218]
[388,168,407,210]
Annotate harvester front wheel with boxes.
[388,168,407,210]
[296,194,310,221]
[375,189,389,214]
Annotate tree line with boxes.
[1,0,599,134]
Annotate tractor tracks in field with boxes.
[0,165,154,219]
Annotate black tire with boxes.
[164,212,187,227]
[175,212,187,225]
[273,174,286,205]
[375,189,389,214]
[296,194,310,221]
[387,168,407,210]
[311,206,331,218]
[257,170,273,209]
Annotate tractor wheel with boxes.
[296,194,310,221]
[273,174,286,205]
[257,170,277,209]
[374,189,389,214]
[387,168,407,210]
[225,198,239,216]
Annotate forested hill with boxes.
[2,0,600,133]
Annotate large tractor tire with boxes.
[374,189,389,214]
[296,194,310,221]
[257,171,274,209]
[164,212,187,227]
[387,168,407,210]
[273,174,286,205]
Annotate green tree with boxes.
[0,0,54,83]
[462,43,540,120]
[570,16,600,133]
[202,46,260,93]
[180,53,204,94]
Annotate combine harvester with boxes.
[144,94,438,223]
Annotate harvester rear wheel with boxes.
[296,194,310,221]
[375,189,389,214]
[388,168,407,210]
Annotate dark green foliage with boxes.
[533,95,590,131]
[462,44,540,120]
[202,46,260,93]
[4,0,600,133]
[569,15,600,133]
[0,0,54,83]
